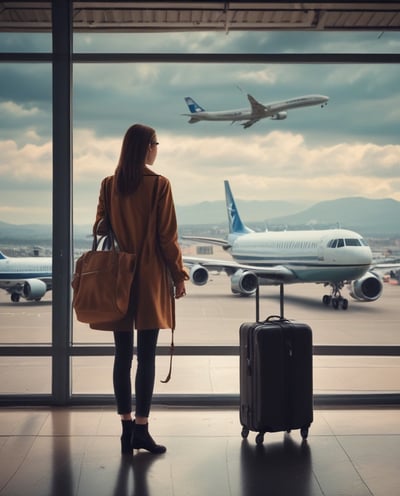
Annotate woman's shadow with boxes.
[113,452,161,496]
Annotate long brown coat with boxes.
[92,168,187,331]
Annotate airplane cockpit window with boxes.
[345,238,362,247]
[328,238,366,248]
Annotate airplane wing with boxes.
[181,235,231,249]
[183,255,296,283]
[370,261,400,279]
[247,94,268,114]
[241,94,269,128]
[241,119,260,129]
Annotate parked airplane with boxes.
[183,94,329,129]
[182,181,383,309]
[0,251,52,302]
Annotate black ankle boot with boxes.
[131,422,166,454]
[120,419,134,455]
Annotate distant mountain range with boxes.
[175,199,304,226]
[0,197,399,246]
[176,196,400,237]
[261,197,400,237]
[0,222,92,247]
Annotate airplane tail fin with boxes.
[184,97,205,114]
[224,180,253,235]
[0,251,8,259]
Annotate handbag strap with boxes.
[92,179,118,251]
[146,175,175,384]
[160,328,174,384]
[102,179,116,242]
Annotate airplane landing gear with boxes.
[11,293,21,303]
[322,283,348,310]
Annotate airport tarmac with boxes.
[0,274,399,397]
[0,272,399,346]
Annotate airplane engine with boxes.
[23,279,47,300]
[271,111,287,120]
[231,269,258,296]
[189,264,209,286]
[348,271,383,302]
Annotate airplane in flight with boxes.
[182,181,384,309]
[183,93,329,129]
[0,251,52,302]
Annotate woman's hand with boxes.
[174,280,187,299]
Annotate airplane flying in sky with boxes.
[183,93,329,129]
[182,181,383,309]
[0,251,52,302]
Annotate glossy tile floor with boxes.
[0,407,399,496]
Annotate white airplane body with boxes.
[0,251,52,302]
[183,94,329,128]
[183,181,384,309]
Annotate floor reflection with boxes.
[1,408,400,496]
[113,453,159,496]
[240,434,313,496]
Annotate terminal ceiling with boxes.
[0,2,400,33]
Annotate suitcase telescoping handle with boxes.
[255,281,284,322]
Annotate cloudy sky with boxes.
[1,30,400,225]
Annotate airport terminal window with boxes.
[73,31,400,55]
[69,56,400,405]
[0,63,52,348]
[1,12,399,405]
[0,33,51,53]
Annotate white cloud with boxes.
[24,129,42,141]
[156,131,400,205]
[1,128,399,224]
[237,68,278,85]
[73,129,121,181]
[0,139,51,181]
[0,101,40,117]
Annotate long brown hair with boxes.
[114,123,155,194]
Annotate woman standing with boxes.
[93,123,188,455]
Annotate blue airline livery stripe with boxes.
[0,272,52,279]
[232,258,370,269]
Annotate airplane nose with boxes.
[361,247,373,265]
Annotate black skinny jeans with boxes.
[113,328,159,417]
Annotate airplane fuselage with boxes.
[0,256,52,285]
[0,253,52,301]
[228,228,372,284]
[186,95,328,122]
[192,109,252,122]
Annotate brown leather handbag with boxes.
[71,182,136,325]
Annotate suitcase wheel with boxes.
[300,426,309,440]
[255,432,264,445]
[241,426,249,439]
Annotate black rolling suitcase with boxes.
[240,284,313,445]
